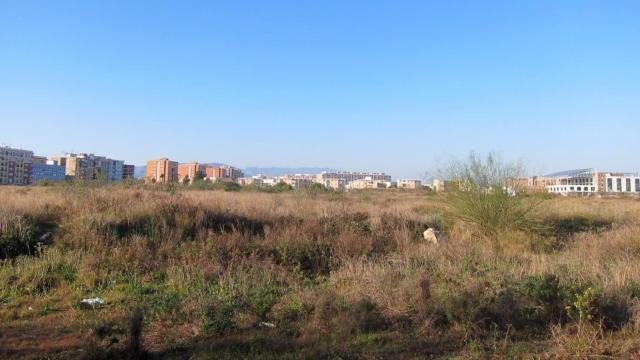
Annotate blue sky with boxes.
[1,1,638,179]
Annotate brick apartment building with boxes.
[178,163,208,184]
[205,167,227,181]
[146,158,179,183]
[0,146,33,185]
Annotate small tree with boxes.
[443,152,539,236]
[194,171,206,182]
[271,182,293,193]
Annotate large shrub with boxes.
[444,152,541,236]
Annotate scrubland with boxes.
[1,184,640,359]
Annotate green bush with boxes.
[203,300,237,335]
[247,283,282,319]
[444,152,541,236]
[519,274,568,327]
[270,182,293,193]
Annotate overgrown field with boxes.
[1,185,640,359]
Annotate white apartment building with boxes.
[316,171,391,190]
[397,179,422,189]
[346,178,388,190]
[314,178,347,190]
[279,175,314,189]
[237,176,265,187]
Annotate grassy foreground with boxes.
[1,185,640,359]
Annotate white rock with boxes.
[423,228,440,244]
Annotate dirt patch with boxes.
[0,313,83,359]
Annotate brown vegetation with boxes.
[1,184,640,358]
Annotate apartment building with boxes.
[237,177,253,186]
[106,159,124,182]
[261,178,278,187]
[315,171,391,190]
[178,162,208,184]
[315,178,347,190]
[60,153,123,181]
[0,146,33,185]
[63,154,95,180]
[31,161,65,183]
[345,178,388,190]
[122,164,135,180]
[205,167,226,181]
[146,158,179,183]
[397,179,422,189]
[279,175,314,189]
[221,165,244,180]
[237,175,265,187]
[317,171,391,183]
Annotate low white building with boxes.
[346,178,387,190]
[431,179,445,192]
[544,169,639,195]
[397,179,422,189]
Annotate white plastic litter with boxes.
[259,322,276,328]
[80,297,105,306]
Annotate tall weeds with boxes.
[0,185,640,358]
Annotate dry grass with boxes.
[1,184,640,358]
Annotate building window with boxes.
[577,187,582,191]
[617,178,622,192]
[607,178,613,191]
[626,179,631,192]
[636,179,640,192]
[570,186,574,191]
[591,187,595,191]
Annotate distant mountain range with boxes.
[133,165,334,179]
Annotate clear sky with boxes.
[1,1,639,179]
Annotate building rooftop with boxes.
[544,168,594,178]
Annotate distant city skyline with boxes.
[2,1,639,179]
